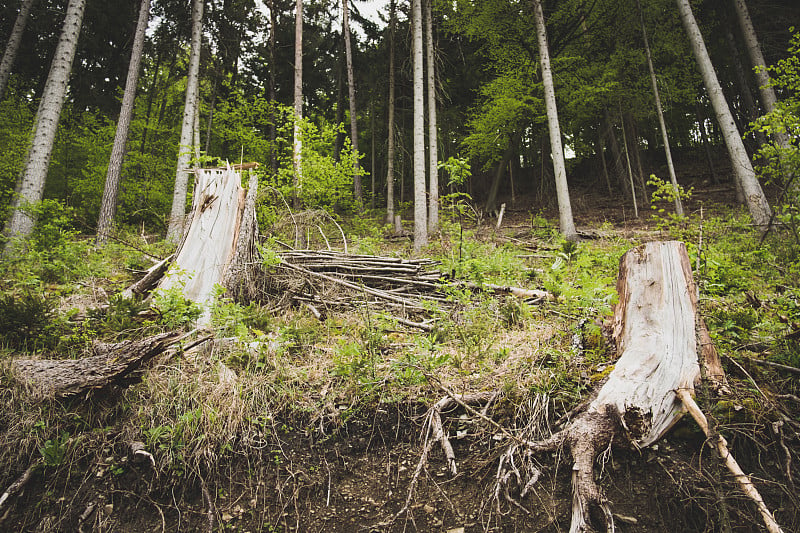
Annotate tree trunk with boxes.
[293,0,303,209]
[0,0,35,101]
[425,0,438,232]
[619,106,639,218]
[637,0,683,216]
[484,132,519,214]
[96,0,151,245]
[385,0,396,224]
[722,19,766,147]
[598,130,612,195]
[675,0,771,228]
[167,0,204,242]
[732,0,783,130]
[342,0,361,201]
[696,103,720,185]
[2,0,86,249]
[533,0,577,241]
[268,0,277,176]
[412,0,427,253]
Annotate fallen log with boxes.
[11,332,182,401]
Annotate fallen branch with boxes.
[676,388,785,533]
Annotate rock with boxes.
[103,504,113,516]
[447,528,465,533]
[423,504,435,514]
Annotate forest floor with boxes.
[1,164,799,532]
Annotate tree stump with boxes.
[528,241,724,532]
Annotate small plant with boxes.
[40,432,70,467]
[0,292,56,351]
[152,285,201,329]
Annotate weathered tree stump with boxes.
[528,241,725,532]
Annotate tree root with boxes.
[0,459,42,523]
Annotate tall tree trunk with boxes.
[342,0,361,201]
[732,0,786,144]
[637,0,683,215]
[167,0,203,242]
[2,0,86,247]
[723,19,766,147]
[268,0,277,176]
[0,0,35,100]
[96,0,151,245]
[424,0,438,232]
[620,106,639,218]
[676,0,770,228]
[484,132,520,214]
[293,0,303,209]
[598,130,612,195]
[370,100,375,208]
[204,62,220,154]
[412,0,427,252]
[696,103,720,185]
[385,0,396,224]
[603,109,626,190]
[334,35,344,161]
[532,0,577,240]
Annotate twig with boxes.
[746,358,800,376]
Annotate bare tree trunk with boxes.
[722,19,766,147]
[637,0,683,215]
[676,0,771,228]
[620,105,639,218]
[424,0,438,232]
[167,0,203,242]
[732,0,785,141]
[96,0,151,245]
[293,0,303,209]
[412,0,427,252]
[268,0,277,176]
[385,0,396,224]
[696,103,720,185]
[2,0,86,248]
[342,0,361,201]
[533,0,577,241]
[598,130,612,195]
[0,0,35,100]
[484,133,519,214]
[370,100,375,208]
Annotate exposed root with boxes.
[677,388,785,533]
[0,459,41,521]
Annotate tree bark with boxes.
[412,0,427,252]
[96,0,151,245]
[425,0,438,232]
[484,132,519,214]
[722,19,766,147]
[676,0,771,228]
[637,0,683,215]
[385,0,396,224]
[293,0,303,209]
[532,0,577,241]
[0,0,35,101]
[342,0,361,201]
[167,0,204,242]
[2,0,86,248]
[620,106,639,218]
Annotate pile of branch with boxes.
[251,250,450,323]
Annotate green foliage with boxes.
[40,432,70,467]
[0,292,57,351]
[152,285,201,329]
[751,30,800,252]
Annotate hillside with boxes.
[1,173,799,532]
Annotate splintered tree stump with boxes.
[11,332,180,401]
[530,241,724,533]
